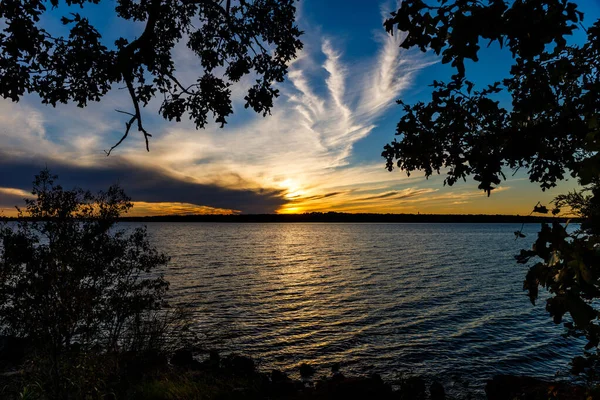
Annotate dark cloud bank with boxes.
[0,151,287,214]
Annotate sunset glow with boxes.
[0,1,595,216]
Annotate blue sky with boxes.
[1,0,599,215]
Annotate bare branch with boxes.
[104,0,162,155]
[181,0,229,17]
[252,37,268,54]
[106,77,152,155]
[165,72,198,95]
[115,109,136,117]
[105,114,135,156]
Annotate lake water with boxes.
[140,222,581,395]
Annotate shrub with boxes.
[0,169,170,398]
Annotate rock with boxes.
[170,348,199,369]
[270,369,298,396]
[299,363,316,379]
[141,350,169,372]
[317,375,393,399]
[200,349,220,370]
[223,355,255,376]
[271,369,289,383]
[123,350,169,380]
[399,376,426,400]
[209,349,220,364]
[331,372,346,382]
[429,381,445,400]
[331,362,341,374]
[485,375,585,400]
[570,355,589,375]
[0,336,30,368]
[171,349,203,371]
[486,375,547,400]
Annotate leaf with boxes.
[548,251,561,267]
[533,205,549,214]
[515,249,535,264]
[466,81,474,94]
[524,264,543,305]
[566,296,597,330]
[577,260,593,284]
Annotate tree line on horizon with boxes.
[0,211,572,224]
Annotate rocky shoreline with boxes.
[0,338,591,399]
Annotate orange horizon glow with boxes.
[0,176,577,218]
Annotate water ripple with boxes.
[133,222,584,397]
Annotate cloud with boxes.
[358,1,436,117]
[0,1,439,215]
[128,202,237,216]
[298,191,344,201]
[0,151,286,214]
[114,20,433,214]
[358,188,438,201]
[0,187,33,198]
[0,187,35,215]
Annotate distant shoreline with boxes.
[1,213,570,223]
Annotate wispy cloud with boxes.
[0,187,35,216]
[109,11,436,214]
[359,1,436,117]
[128,202,238,216]
[358,188,438,201]
[0,2,444,215]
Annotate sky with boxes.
[1,0,599,216]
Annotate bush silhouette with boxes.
[0,169,170,398]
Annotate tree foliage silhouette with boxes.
[0,169,170,396]
[0,0,303,153]
[383,0,600,375]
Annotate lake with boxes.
[140,222,581,395]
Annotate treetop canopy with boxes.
[0,0,303,153]
[382,0,600,195]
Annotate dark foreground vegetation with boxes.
[0,336,595,400]
[0,342,594,400]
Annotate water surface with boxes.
[141,222,581,394]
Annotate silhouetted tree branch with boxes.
[383,0,600,378]
[0,0,303,153]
